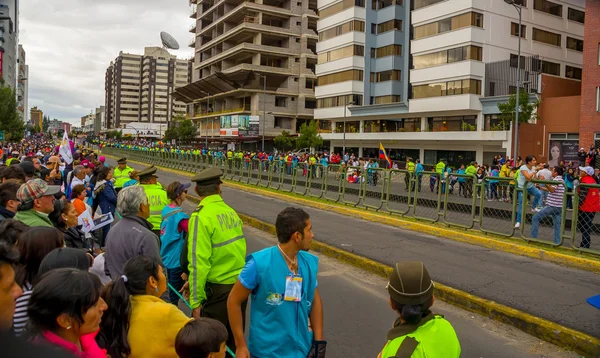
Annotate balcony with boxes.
[189,37,196,48]
[190,5,197,18]
[189,22,197,33]
[190,0,198,4]
[192,106,247,119]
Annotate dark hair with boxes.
[554,166,564,176]
[525,155,535,165]
[28,268,102,334]
[390,296,434,325]
[23,157,34,163]
[49,199,72,229]
[175,318,228,358]
[275,207,310,244]
[195,184,219,197]
[16,227,64,286]
[167,181,182,201]
[100,255,161,358]
[96,166,111,182]
[72,184,86,199]
[0,240,19,280]
[39,248,92,276]
[39,167,50,182]
[0,180,20,207]
[0,219,29,246]
[0,165,25,182]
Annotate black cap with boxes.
[387,261,434,305]
[19,161,36,176]
[117,157,127,164]
[191,167,223,185]
[138,165,158,179]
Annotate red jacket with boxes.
[579,175,600,212]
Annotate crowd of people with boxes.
[1,136,465,358]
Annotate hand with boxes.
[235,346,251,358]
[181,272,188,281]
[179,281,190,300]
[192,306,202,319]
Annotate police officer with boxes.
[113,157,134,193]
[187,167,246,356]
[378,261,460,358]
[405,157,415,191]
[137,165,168,236]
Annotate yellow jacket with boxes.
[128,295,191,358]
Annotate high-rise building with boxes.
[30,106,42,132]
[17,44,27,122]
[579,0,599,149]
[314,0,585,165]
[0,1,17,90]
[173,0,320,150]
[104,47,191,129]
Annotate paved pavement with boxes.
[107,157,600,338]
[179,199,578,357]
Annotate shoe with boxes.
[532,207,541,213]
[514,222,521,228]
[487,199,494,202]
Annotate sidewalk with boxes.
[106,157,600,338]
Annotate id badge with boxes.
[284,275,303,302]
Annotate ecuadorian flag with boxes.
[379,143,392,168]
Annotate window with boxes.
[371,44,402,58]
[565,66,582,80]
[596,87,600,112]
[412,79,481,99]
[317,94,363,108]
[319,0,365,19]
[567,37,584,52]
[567,8,585,23]
[541,60,560,76]
[412,45,482,69]
[533,28,561,47]
[371,0,401,10]
[374,95,401,104]
[371,23,377,34]
[427,116,477,132]
[511,22,526,38]
[370,70,401,82]
[413,0,444,10]
[377,20,402,34]
[510,54,526,69]
[305,99,317,109]
[414,12,483,39]
[305,78,316,89]
[534,0,562,17]
[319,20,365,41]
[275,97,287,107]
[317,69,363,86]
[318,45,364,63]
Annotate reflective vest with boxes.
[141,183,168,230]
[379,314,460,358]
[407,162,415,172]
[114,166,134,188]
[435,162,445,174]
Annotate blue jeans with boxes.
[531,206,562,244]
[516,186,542,224]
[166,267,184,305]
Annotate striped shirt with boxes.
[13,282,33,336]
[546,176,565,208]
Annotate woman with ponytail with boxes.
[98,255,190,358]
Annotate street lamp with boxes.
[342,100,354,156]
[255,73,267,152]
[505,0,523,159]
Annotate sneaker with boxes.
[514,222,521,228]
[488,199,494,202]
[532,207,541,213]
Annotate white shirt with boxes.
[71,177,85,189]
[537,168,552,181]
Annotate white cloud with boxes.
[20,0,194,125]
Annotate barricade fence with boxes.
[100,147,600,257]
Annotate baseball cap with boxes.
[176,182,191,196]
[17,179,61,203]
[99,156,106,163]
[81,160,95,169]
[579,166,595,176]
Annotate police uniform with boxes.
[114,157,134,193]
[137,165,168,236]
[187,167,247,355]
[379,262,460,358]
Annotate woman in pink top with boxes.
[28,268,108,358]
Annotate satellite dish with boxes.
[160,31,180,50]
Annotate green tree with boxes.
[295,120,323,149]
[178,119,198,142]
[273,130,295,151]
[0,83,26,141]
[164,127,179,141]
[106,130,122,139]
[497,89,539,128]
[42,115,50,133]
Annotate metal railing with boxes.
[101,147,600,258]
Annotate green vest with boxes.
[435,162,445,174]
[407,162,415,172]
[141,183,168,230]
[380,314,460,358]
[114,166,134,188]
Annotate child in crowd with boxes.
[175,318,229,358]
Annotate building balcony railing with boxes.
[189,22,197,33]
[192,106,247,119]
[190,5,197,18]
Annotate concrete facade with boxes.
[17,44,26,122]
[578,0,600,150]
[30,106,42,132]
[0,2,17,90]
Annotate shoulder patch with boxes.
[194,205,204,213]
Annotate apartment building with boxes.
[17,44,27,122]
[30,106,42,132]
[314,0,585,166]
[579,0,599,150]
[104,47,192,129]
[173,0,320,149]
[0,2,17,90]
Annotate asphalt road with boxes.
[107,157,600,338]
[179,199,577,357]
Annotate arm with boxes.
[310,287,324,340]
[140,232,164,267]
[188,215,212,309]
[522,169,536,181]
[227,280,253,356]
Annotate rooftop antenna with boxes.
[160,31,180,51]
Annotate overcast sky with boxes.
[20,0,194,125]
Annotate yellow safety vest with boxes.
[141,183,168,230]
[407,162,415,172]
[114,166,134,188]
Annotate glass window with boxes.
[565,66,582,80]
[371,70,401,82]
[318,45,364,64]
[532,28,561,47]
[317,94,363,108]
[413,0,444,10]
[372,0,401,10]
[414,12,483,39]
[534,0,562,17]
[377,20,402,33]
[567,8,585,24]
[412,46,481,69]
[511,22,526,38]
[371,44,402,58]
[318,69,363,86]
[412,79,481,99]
[567,37,584,52]
[374,95,401,104]
[319,20,365,41]
[510,54,526,69]
[541,60,560,76]
[319,0,365,19]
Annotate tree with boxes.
[42,115,50,133]
[295,120,323,149]
[164,127,178,141]
[0,82,26,141]
[106,130,122,139]
[274,130,295,151]
[178,119,198,142]
[497,89,539,128]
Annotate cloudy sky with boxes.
[20,0,194,125]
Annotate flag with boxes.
[59,131,74,165]
[379,143,392,168]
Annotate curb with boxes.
[101,152,600,273]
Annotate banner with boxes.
[219,115,238,137]
[548,139,579,167]
[59,131,73,164]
